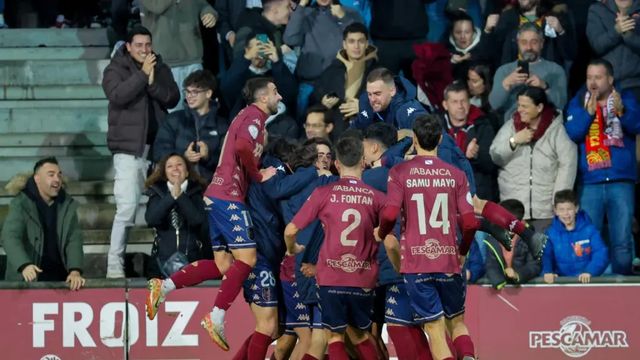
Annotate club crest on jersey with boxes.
[248,125,259,139]
[326,254,371,273]
[410,238,456,259]
[466,192,473,205]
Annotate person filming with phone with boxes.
[489,23,567,122]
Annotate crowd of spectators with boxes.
[3,0,640,286]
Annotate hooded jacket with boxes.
[490,110,577,219]
[1,174,83,281]
[587,0,640,90]
[352,76,427,130]
[484,232,541,289]
[102,47,180,157]
[283,3,362,81]
[543,210,609,276]
[565,86,640,184]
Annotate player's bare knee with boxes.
[233,248,257,267]
[214,251,233,274]
[346,326,369,344]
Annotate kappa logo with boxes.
[230,214,241,221]
[293,291,300,299]
[385,308,395,316]
[298,314,310,322]
[292,282,297,287]
[233,174,241,181]
[407,107,416,116]
[231,190,239,197]
[235,236,245,243]
[388,285,399,293]
[248,273,257,280]
[387,296,398,305]
[360,110,368,118]
[227,203,239,211]
[295,303,306,310]
[253,294,260,301]
[232,225,243,232]
[251,284,258,291]
[529,316,629,358]
[252,118,261,125]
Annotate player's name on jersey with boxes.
[406,178,456,188]
[329,193,374,205]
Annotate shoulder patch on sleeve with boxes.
[248,125,259,139]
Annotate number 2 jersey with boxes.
[385,155,474,274]
[291,177,385,289]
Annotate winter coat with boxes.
[587,0,640,90]
[446,27,494,81]
[283,4,362,81]
[153,102,229,182]
[352,76,427,130]
[233,9,286,60]
[484,233,541,289]
[102,47,180,157]
[490,110,577,219]
[140,0,216,66]
[565,87,640,184]
[1,174,83,281]
[145,180,209,277]
[543,210,609,277]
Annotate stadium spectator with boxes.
[311,22,378,138]
[233,0,291,61]
[485,199,541,289]
[145,153,210,279]
[586,0,640,99]
[467,62,502,132]
[0,0,6,28]
[140,0,217,112]
[440,81,499,202]
[352,67,427,130]
[153,70,229,183]
[565,59,640,275]
[488,0,576,68]
[490,86,576,230]
[446,10,493,82]
[1,157,85,290]
[543,189,609,283]
[102,26,180,278]
[489,22,567,122]
[303,105,334,141]
[215,0,262,64]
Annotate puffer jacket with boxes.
[543,210,609,276]
[490,110,577,219]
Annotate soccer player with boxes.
[285,137,384,360]
[378,114,477,360]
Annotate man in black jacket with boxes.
[102,26,180,278]
[153,70,229,183]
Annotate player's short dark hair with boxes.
[367,67,395,86]
[291,139,330,170]
[335,137,363,167]
[242,77,273,104]
[126,26,152,43]
[305,104,334,125]
[499,199,525,221]
[413,114,442,151]
[588,58,614,78]
[264,136,297,164]
[448,9,474,27]
[554,189,578,207]
[443,80,469,100]
[33,156,59,174]
[183,69,217,92]
[343,22,369,40]
[363,122,397,150]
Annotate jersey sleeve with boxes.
[291,188,324,231]
[385,167,404,208]
[455,172,474,216]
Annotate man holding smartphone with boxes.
[489,22,568,121]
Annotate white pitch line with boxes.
[497,294,520,312]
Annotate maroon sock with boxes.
[247,331,272,360]
[213,260,253,310]
[355,338,379,360]
[232,334,254,360]
[482,201,526,234]
[408,327,433,360]
[170,260,222,288]
[453,335,475,358]
[388,326,418,360]
[301,355,319,360]
[446,334,457,359]
[328,342,350,360]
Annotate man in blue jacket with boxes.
[543,190,609,283]
[351,67,428,130]
[565,59,640,275]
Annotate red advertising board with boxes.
[0,284,637,359]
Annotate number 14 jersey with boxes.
[291,177,385,289]
[386,155,474,274]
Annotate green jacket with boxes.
[1,175,84,281]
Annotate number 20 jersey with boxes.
[386,156,474,274]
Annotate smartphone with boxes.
[192,142,200,153]
[256,33,269,58]
[517,60,529,76]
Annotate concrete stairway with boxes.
[0,29,153,279]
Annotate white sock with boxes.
[161,278,176,296]
[210,307,226,324]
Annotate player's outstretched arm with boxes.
[284,223,304,255]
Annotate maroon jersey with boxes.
[386,155,474,274]
[205,104,267,203]
[291,177,385,288]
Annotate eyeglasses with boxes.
[183,88,207,97]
